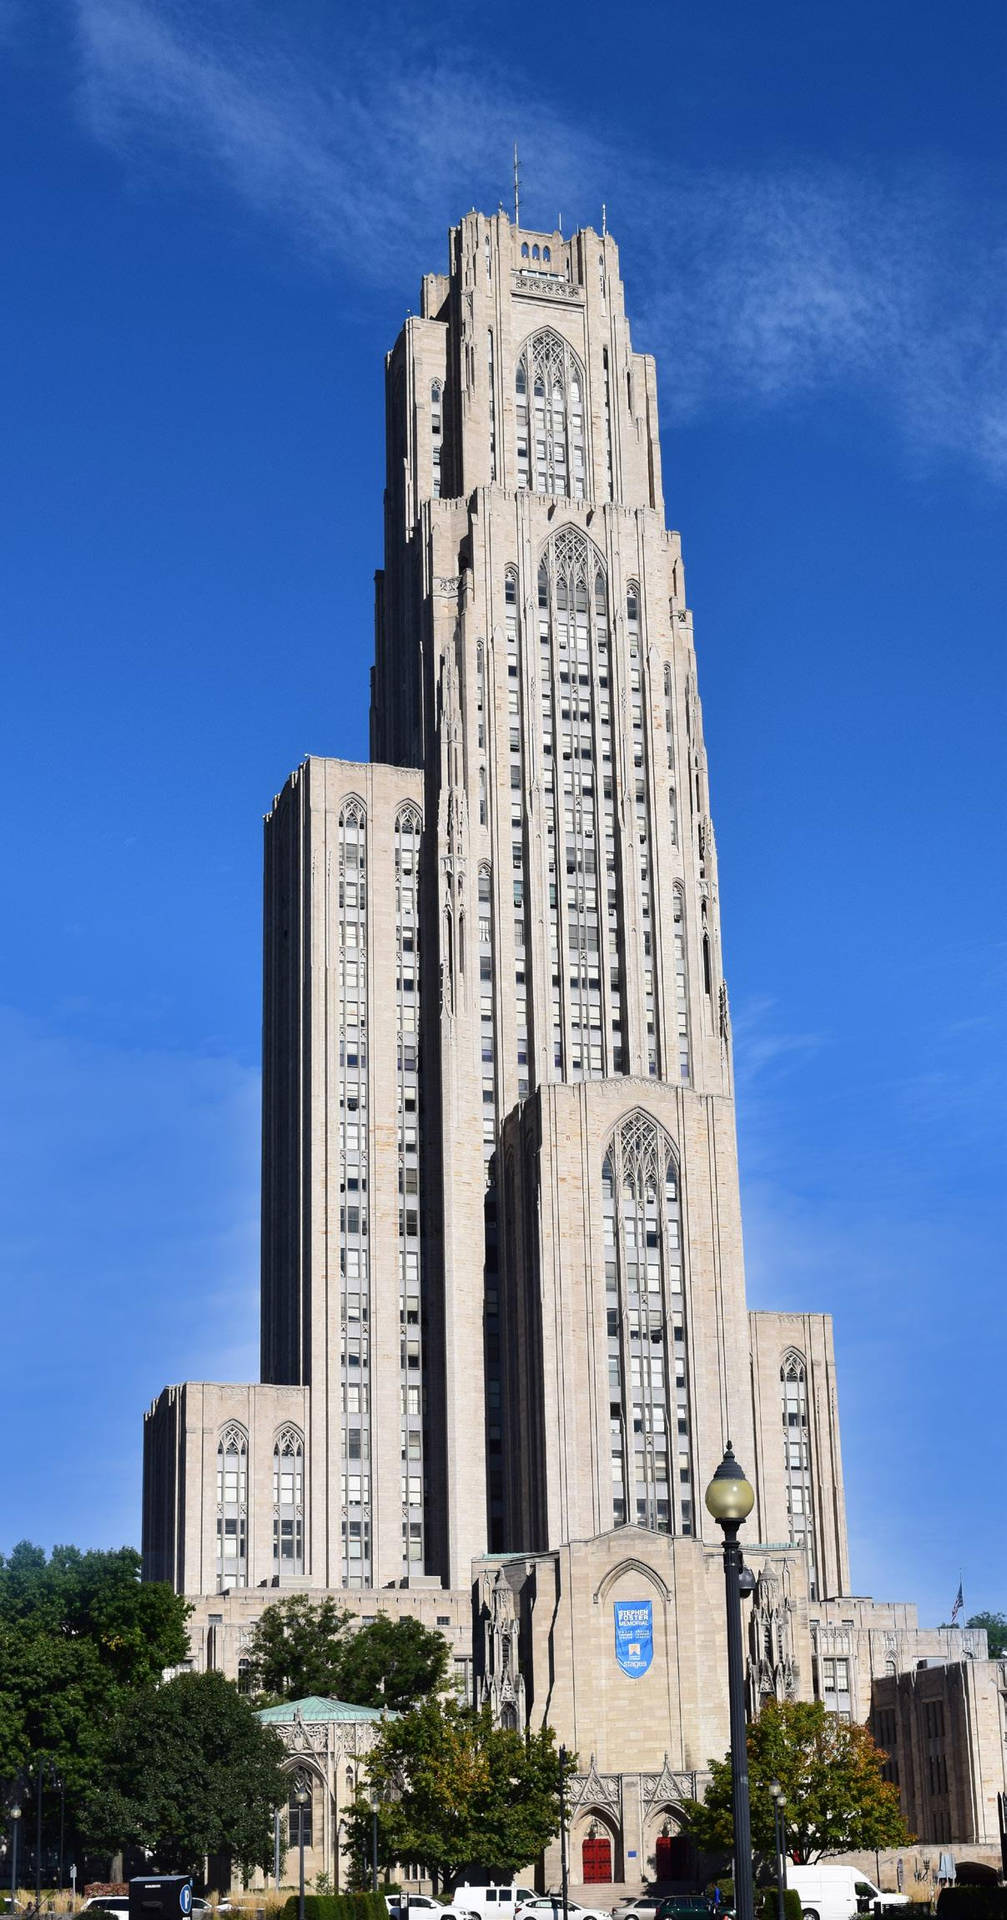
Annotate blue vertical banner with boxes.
[613,1598,653,1678]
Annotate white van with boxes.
[452,1889,538,1920]
[787,1866,909,1920]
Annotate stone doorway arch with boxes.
[572,1806,623,1886]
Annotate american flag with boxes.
[950,1580,964,1624]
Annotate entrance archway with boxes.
[582,1834,612,1884]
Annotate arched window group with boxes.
[604,1111,693,1535]
[516,330,586,497]
[781,1351,818,1598]
[395,803,424,1573]
[339,799,371,1584]
[216,1423,248,1589]
[535,528,623,1077]
[273,1425,304,1573]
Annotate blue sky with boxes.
[1,0,1004,1624]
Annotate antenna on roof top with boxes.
[602,201,607,238]
[513,143,520,227]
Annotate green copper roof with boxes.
[257,1695,388,1724]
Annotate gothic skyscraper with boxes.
[141,212,1001,1882]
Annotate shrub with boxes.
[281,1894,389,1920]
[935,1893,1007,1920]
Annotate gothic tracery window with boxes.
[395,803,424,1571]
[604,1112,692,1534]
[216,1423,248,1589]
[272,1425,304,1574]
[781,1350,819,1599]
[516,331,586,497]
[339,797,371,1584]
[536,528,624,1079]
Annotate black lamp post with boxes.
[558,1745,570,1920]
[769,1781,787,1920]
[705,1443,756,1920]
[294,1779,309,1920]
[9,1805,21,1914]
[369,1785,380,1895]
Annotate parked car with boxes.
[386,1899,479,1920]
[656,1901,715,1920]
[612,1902,663,1920]
[516,1901,609,1920]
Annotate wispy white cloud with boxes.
[68,0,1007,479]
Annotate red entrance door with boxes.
[655,1834,690,1880]
[582,1836,612,1884]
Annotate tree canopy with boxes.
[0,1542,191,1834]
[84,1669,288,1875]
[966,1612,1007,1657]
[683,1699,909,1864]
[244,1596,450,1710]
[347,1697,571,1890]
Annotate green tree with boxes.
[683,1699,908,1864]
[83,1670,288,1875]
[243,1594,351,1702]
[244,1599,451,1710]
[0,1542,190,1840]
[335,1615,451,1711]
[346,1697,571,1890]
[966,1612,1007,1657]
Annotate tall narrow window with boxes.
[272,1426,304,1574]
[504,576,529,1099]
[673,886,691,1081]
[395,803,424,1572]
[664,662,675,770]
[487,332,497,481]
[781,1352,819,1599]
[537,527,619,1079]
[339,798,371,1584]
[627,585,658,1074]
[430,381,443,497]
[604,1113,691,1535]
[216,1424,248,1589]
[515,331,586,497]
[603,347,614,500]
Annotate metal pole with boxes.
[558,1746,569,1920]
[774,1803,785,1920]
[58,1780,65,1893]
[35,1767,44,1911]
[722,1521,754,1920]
[371,1806,379,1893]
[11,1811,20,1913]
[274,1809,281,1891]
[298,1810,305,1920]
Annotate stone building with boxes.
[141,209,1004,1887]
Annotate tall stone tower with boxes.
[144,213,848,1617]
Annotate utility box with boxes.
[129,1876,193,1920]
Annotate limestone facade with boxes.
[139,209,996,1874]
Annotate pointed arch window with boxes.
[430,381,443,497]
[781,1351,819,1599]
[272,1425,304,1574]
[516,331,586,497]
[339,797,371,1585]
[216,1423,248,1589]
[603,1112,691,1535]
[395,802,424,1573]
[536,527,621,1079]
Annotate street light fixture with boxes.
[705,1443,756,1920]
[769,1781,787,1920]
[294,1779,310,1920]
[10,1806,21,1915]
